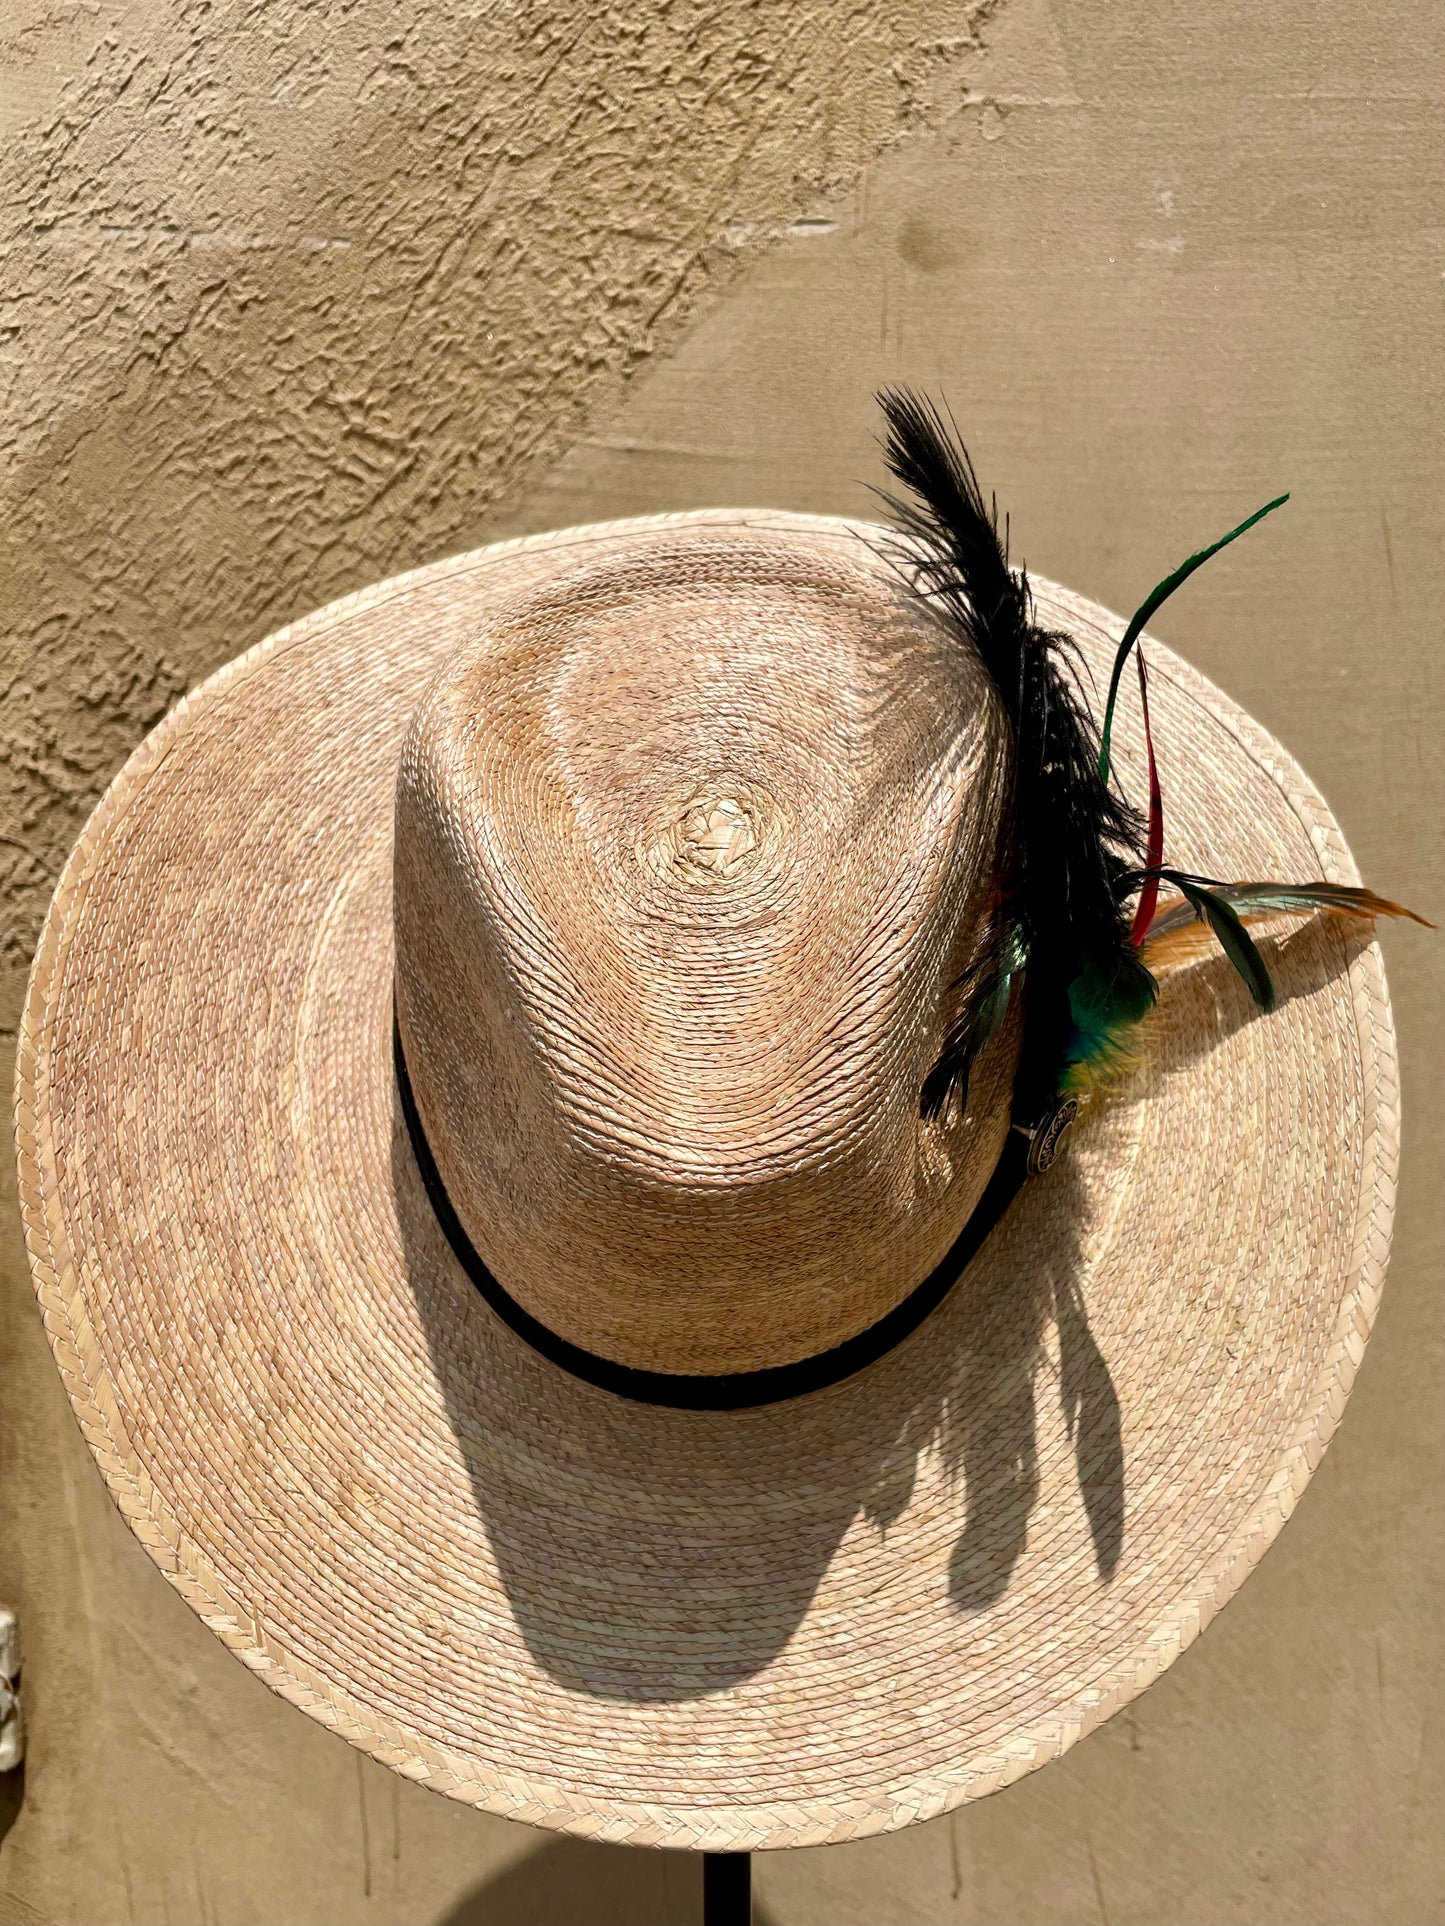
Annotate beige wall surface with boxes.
[1,1,1442,1922]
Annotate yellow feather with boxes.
[1061,1024,1147,1102]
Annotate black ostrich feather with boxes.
[874,388,1154,1124]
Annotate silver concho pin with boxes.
[1015,1096,1080,1178]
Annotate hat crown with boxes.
[393,528,1018,1373]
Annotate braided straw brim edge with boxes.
[13,511,1397,1851]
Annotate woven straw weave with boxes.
[14,511,1395,1851]
[394,529,1018,1372]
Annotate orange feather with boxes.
[1141,883,1432,976]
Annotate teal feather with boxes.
[1060,949,1158,1093]
[1165,875,1276,1010]
[1144,881,1433,943]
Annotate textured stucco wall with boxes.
[0,0,987,1021]
[2,0,1443,1922]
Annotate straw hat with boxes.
[14,410,1405,1850]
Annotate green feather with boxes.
[1145,880,1432,941]
[973,963,1015,1055]
[1057,951,1157,1098]
[1098,493,1289,788]
[1168,875,1276,1010]
[1068,952,1156,1042]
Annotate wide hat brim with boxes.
[15,511,1395,1851]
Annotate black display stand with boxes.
[702,1850,751,1925]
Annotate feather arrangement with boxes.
[1140,882,1431,978]
[876,388,1153,1129]
[875,388,1429,1155]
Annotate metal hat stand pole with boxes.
[702,1849,751,1924]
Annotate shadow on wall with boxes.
[436,1835,779,1926]
[0,1764,22,1855]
